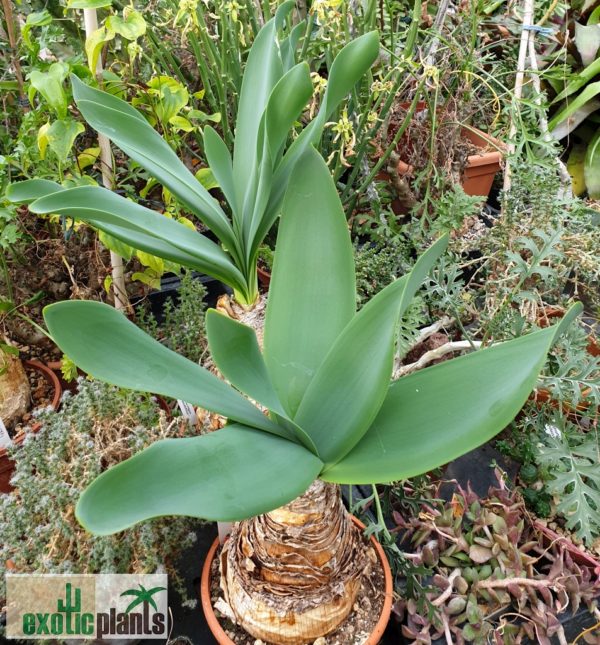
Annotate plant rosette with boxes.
[201,513,393,645]
[0,359,62,494]
[36,142,580,644]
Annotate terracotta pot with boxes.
[200,515,393,645]
[533,520,600,576]
[0,360,62,494]
[257,264,271,290]
[395,103,504,198]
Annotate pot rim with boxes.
[533,519,600,575]
[200,514,394,645]
[0,359,62,459]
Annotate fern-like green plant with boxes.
[536,421,600,544]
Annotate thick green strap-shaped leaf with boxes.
[6,179,65,203]
[263,62,312,165]
[549,81,600,136]
[584,128,600,198]
[264,148,356,416]
[205,310,318,454]
[295,235,448,464]
[91,218,239,281]
[29,186,246,293]
[242,133,273,256]
[71,76,239,257]
[323,306,583,483]
[553,57,600,104]
[206,309,286,415]
[204,125,238,215]
[44,301,287,438]
[280,21,305,71]
[7,181,239,283]
[76,424,323,534]
[261,31,380,240]
[243,63,313,255]
[320,31,380,114]
[232,5,291,211]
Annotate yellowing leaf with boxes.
[103,274,113,294]
[37,122,51,159]
[177,216,197,231]
[195,167,219,190]
[98,230,134,261]
[567,144,587,196]
[132,270,161,290]
[86,26,115,73]
[584,129,600,198]
[106,10,146,41]
[137,250,164,275]
[169,115,194,132]
[46,119,85,163]
[78,147,101,170]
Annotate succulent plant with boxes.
[393,473,600,644]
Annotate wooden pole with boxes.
[82,8,129,312]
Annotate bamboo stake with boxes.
[82,9,129,312]
[502,0,534,196]
[526,27,573,196]
[1,0,28,107]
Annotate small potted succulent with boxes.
[41,149,578,643]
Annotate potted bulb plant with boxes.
[41,149,580,644]
[7,3,379,313]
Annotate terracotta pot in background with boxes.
[396,125,504,198]
[392,101,505,199]
[0,360,62,494]
[256,265,271,290]
[200,515,393,645]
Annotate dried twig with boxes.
[476,577,556,591]
[394,340,482,379]
[432,569,461,607]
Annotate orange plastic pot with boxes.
[0,360,62,493]
[200,515,394,645]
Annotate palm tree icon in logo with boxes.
[120,584,167,614]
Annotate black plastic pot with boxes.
[132,272,232,324]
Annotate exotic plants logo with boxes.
[5,574,168,639]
